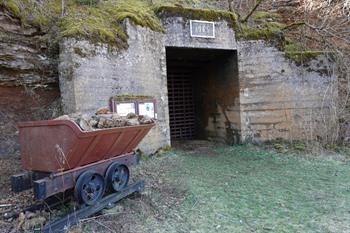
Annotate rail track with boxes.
[3,193,72,221]
[42,181,144,233]
[3,181,144,233]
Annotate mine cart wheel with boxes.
[105,162,130,192]
[74,171,106,206]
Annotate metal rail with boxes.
[42,180,145,233]
[3,194,72,220]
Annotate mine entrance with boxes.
[166,47,238,141]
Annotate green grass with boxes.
[126,145,350,233]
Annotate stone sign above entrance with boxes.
[190,20,215,38]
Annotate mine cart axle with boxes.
[12,152,138,200]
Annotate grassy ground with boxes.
[75,143,350,233]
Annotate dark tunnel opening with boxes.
[166,47,239,142]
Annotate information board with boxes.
[116,103,136,116]
[138,102,155,118]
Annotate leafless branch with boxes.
[241,0,265,23]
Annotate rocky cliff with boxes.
[0,7,60,156]
[0,7,57,86]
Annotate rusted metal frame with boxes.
[76,134,103,167]
[33,153,137,200]
[105,132,123,159]
[124,128,146,153]
[11,172,35,193]
[11,171,49,193]
[41,180,145,233]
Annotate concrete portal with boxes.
[166,47,240,143]
[58,17,335,154]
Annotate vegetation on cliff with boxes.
[0,0,331,63]
[156,5,238,28]
[0,0,237,46]
[283,40,325,64]
[0,0,164,46]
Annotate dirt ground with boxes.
[1,142,350,233]
[0,156,36,233]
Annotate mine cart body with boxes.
[12,119,154,201]
[18,120,154,173]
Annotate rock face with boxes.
[0,8,57,86]
[0,86,60,156]
[0,8,60,157]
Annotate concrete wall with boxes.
[59,17,238,153]
[193,51,241,144]
[163,17,237,50]
[59,21,169,154]
[238,41,336,142]
[59,17,336,153]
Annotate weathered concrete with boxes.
[59,17,336,153]
[238,40,336,142]
[59,17,238,153]
[163,17,237,50]
[59,20,169,154]
[193,50,241,144]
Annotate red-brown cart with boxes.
[11,119,154,204]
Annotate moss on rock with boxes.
[283,40,324,64]
[155,5,239,29]
[0,0,325,65]
[59,6,128,47]
[110,1,163,32]
[252,11,281,20]
[0,0,20,18]
[285,51,324,64]
[0,0,240,47]
[59,0,165,46]
[236,22,285,40]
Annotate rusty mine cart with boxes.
[11,118,154,232]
